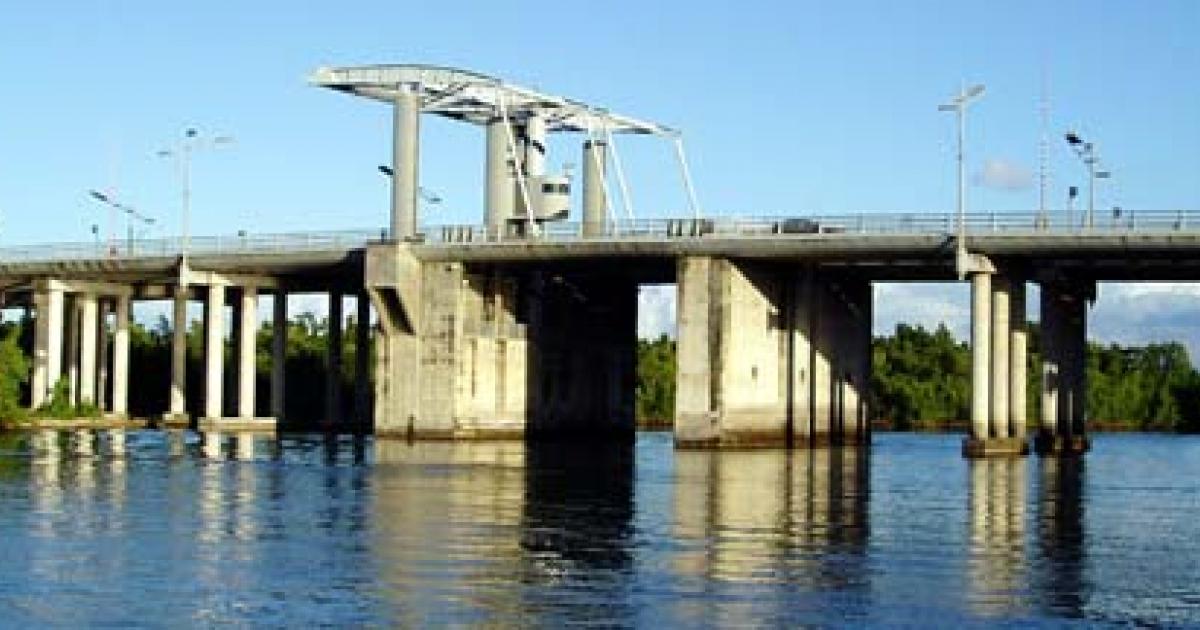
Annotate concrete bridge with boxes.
[4,64,1198,457]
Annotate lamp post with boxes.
[88,190,155,255]
[939,83,986,276]
[157,128,233,257]
[1064,131,1111,229]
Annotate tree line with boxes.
[635,325,1200,433]
[1,314,1198,433]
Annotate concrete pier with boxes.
[271,291,287,420]
[1035,280,1092,455]
[31,284,64,408]
[204,283,225,421]
[674,257,870,448]
[112,295,130,417]
[237,286,257,419]
[965,272,1028,457]
[168,285,189,419]
[326,292,343,425]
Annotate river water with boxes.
[0,430,1196,627]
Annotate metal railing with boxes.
[2,211,1198,264]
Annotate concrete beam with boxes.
[181,269,278,289]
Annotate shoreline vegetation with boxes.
[1,316,1197,434]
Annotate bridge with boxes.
[4,63,1198,457]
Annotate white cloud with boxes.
[975,158,1033,192]
[638,284,676,339]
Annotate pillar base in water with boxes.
[675,429,870,449]
[197,417,277,433]
[1033,431,1090,456]
[158,413,192,430]
[962,437,1029,458]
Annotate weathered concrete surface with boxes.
[675,257,871,448]
[963,436,1029,458]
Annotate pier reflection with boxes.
[1033,456,1087,618]
[967,457,1028,617]
[672,447,870,625]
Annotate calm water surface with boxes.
[0,430,1197,627]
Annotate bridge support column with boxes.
[65,296,79,405]
[168,285,189,421]
[964,272,1028,457]
[31,283,64,409]
[581,140,608,237]
[1035,280,1091,455]
[203,283,225,421]
[354,292,371,425]
[326,292,343,426]
[112,294,130,417]
[237,286,258,420]
[1009,281,1028,441]
[391,85,420,240]
[271,291,287,421]
[96,300,109,412]
[675,258,870,448]
[78,293,98,406]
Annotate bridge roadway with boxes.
[3,211,1199,456]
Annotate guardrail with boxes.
[2,211,1198,264]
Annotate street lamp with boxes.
[157,128,234,257]
[939,83,986,276]
[1064,131,1111,229]
[88,190,155,254]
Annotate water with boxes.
[0,430,1197,628]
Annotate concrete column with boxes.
[789,272,813,444]
[78,294,98,406]
[204,284,225,420]
[170,286,188,416]
[32,286,65,409]
[355,292,371,424]
[524,115,546,180]
[238,286,257,419]
[1039,284,1060,438]
[990,277,1011,438]
[326,292,343,425]
[805,281,831,443]
[96,300,109,412]
[970,272,992,441]
[485,119,515,236]
[66,297,79,405]
[391,85,420,240]
[271,291,287,420]
[581,140,608,237]
[1009,282,1027,440]
[112,295,130,416]
[1066,293,1088,438]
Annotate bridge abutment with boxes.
[674,257,871,449]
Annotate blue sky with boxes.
[1,1,1196,243]
[2,1,1199,350]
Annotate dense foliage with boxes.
[635,335,676,427]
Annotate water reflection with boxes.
[967,458,1028,617]
[673,447,870,625]
[1034,456,1087,619]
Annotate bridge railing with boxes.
[429,210,1200,244]
[3,211,1199,264]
